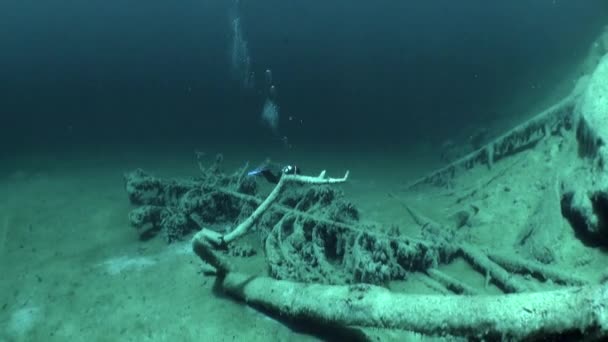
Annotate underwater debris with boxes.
[188,165,596,340]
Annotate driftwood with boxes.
[126,164,449,286]
[122,144,606,340]
[123,154,602,338]
[192,170,351,276]
[184,167,601,339]
[119,136,608,341]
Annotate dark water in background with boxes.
[1,0,607,155]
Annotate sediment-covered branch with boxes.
[218,271,608,340]
[192,170,350,275]
[406,95,577,190]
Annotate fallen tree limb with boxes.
[191,169,607,339]
[417,274,451,295]
[174,159,608,340]
[405,95,577,190]
[488,251,589,287]
[224,171,350,244]
[217,271,608,340]
[193,170,350,276]
[426,268,480,295]
[459,244,528,293]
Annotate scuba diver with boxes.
[247,161,301,184]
